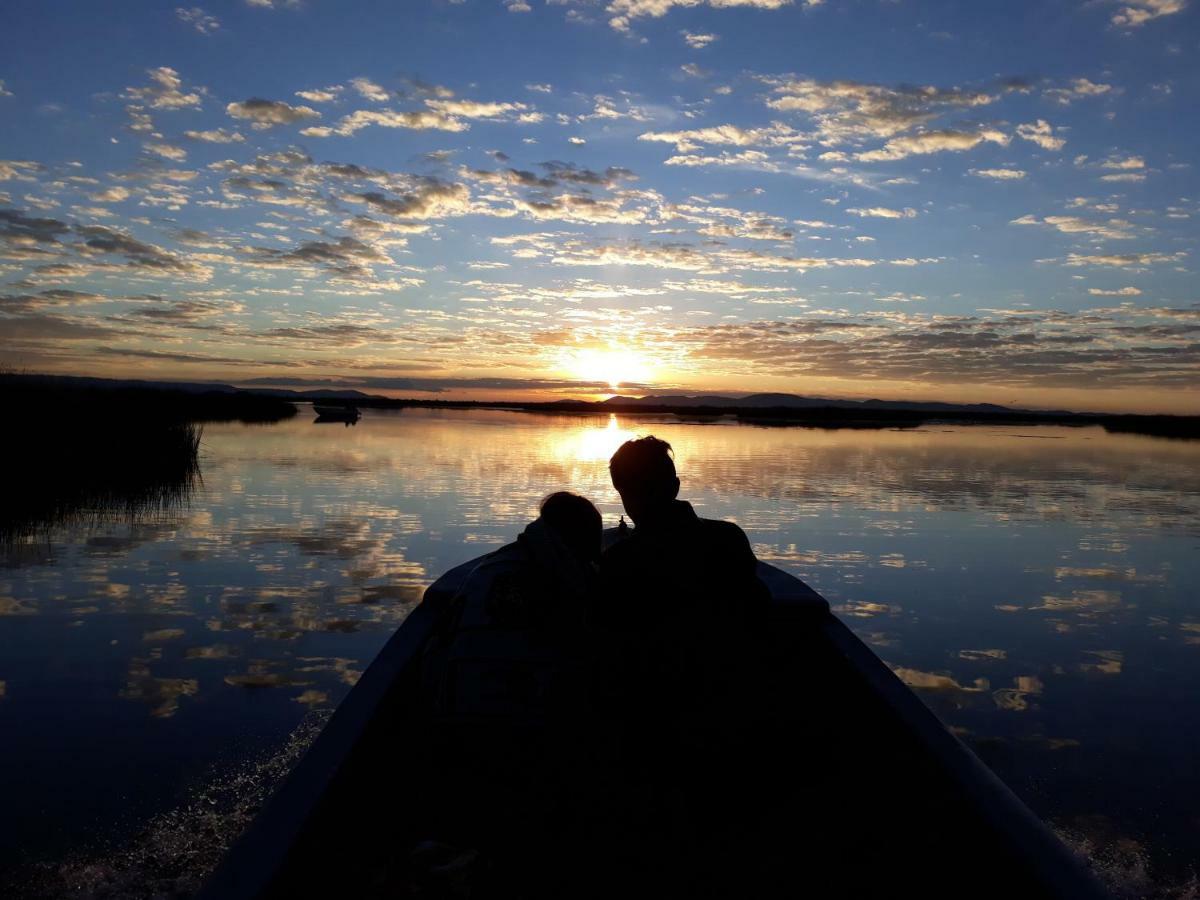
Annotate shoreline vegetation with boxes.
[0,375,296,546]
[2,372,1197,440]
[345,396,1200,440]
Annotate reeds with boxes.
[0,378,236,545]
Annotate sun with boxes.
[571,347,654,392]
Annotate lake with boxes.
[2,408,1198,896]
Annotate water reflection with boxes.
[0,409,1198,890]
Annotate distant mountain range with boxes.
[602,392,1072,416]
[5,374,1196,438]
[6,375,1077,416]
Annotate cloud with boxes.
[260,320,401,348]
[1012,214,1135,239]
[970,168,1026,180]
[766,76,997,146]
[857,128,1008,162]
[0,160,43,181]
[76,224,210,277]
[226,98,321,128]
[505,0,533,11]
[580,95,651,122]
[639,122,801,153]
[324,108,468,136]
[1101,155,1145,170]
[145,142,188,161]
[126,298,239,322]
[1062,251,1184,267]
[0,80,12,98]
[1016,119,1065,151]
[248,235,393,281]
[91,186,131,202]
[606,0,794,32]
[1099,173,1147,183]
[183,128,245,143]
[176,7,220,34]
[0,288,109,313]
[1088,286,1143,295]
[534,238,916,275]
[124,67,204,110]
[663,150,775,169]
[350,179,472,219]
[296,86,342,103]
[846,206,917,219]
[0,313,118,341]
[426,98,530,120]
[682,30,718,48]
[1045,78,1112,105]
[665,305,1200,392]
[1111,0,1186,27]
[350,78,390,102]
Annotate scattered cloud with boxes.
[296,86,342,103]
[184,128,245,143]
[1012,214,1135,240]
[857,128,1009,162]
[226,98,321,128]
[176,7,220,34]
[1111,0,1186,27]
[846,207,917,219]
[1046,78,1113,105]
[1062,251,1184,267]
[607,0,794,32]
[350,77,390,102]
[970,167,1026,180]
[1016,120,1066,151]
[682,31,718,48]
[124,67,204,110]
[1088,286,1143,295]
[766,76,997,147]
[322,108,468,136]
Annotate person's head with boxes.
[539,491,602,564]
[608,436,680,524]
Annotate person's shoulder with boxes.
[696,517,751,542]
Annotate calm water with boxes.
[2,408,1199,891]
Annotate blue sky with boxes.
[1,0,1197,412]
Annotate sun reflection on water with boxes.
[553,414,639,463]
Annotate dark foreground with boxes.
[200,552,1106,899]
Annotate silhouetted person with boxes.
[599,435,768,637]
[418,492,603,891]
[594,437,771,888]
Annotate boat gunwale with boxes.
[197,554,1107,899]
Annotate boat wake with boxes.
[1055,825,1199,900]
[8,713,329,900]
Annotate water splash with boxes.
[1056,825,1200,900]
[11,712,329,899]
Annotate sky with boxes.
[0,0,1198,413]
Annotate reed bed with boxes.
[0,376,294,545]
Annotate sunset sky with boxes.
[1,0,1197,412]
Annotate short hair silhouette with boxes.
[539,491,602,562]
[609,436,680,523]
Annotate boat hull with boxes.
[199,553,1107,899]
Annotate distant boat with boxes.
[198,534,1107,899]
[312,403,360,423]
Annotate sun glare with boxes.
[571,347,654,392]
[557,414,638,463]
